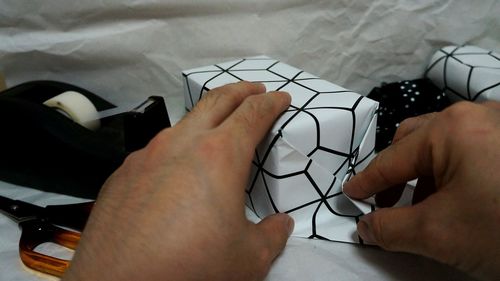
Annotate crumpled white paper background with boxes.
[1,0,498,280]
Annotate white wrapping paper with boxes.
[426,45,500,102]
[183,57,378,243]
[2,0,495,280]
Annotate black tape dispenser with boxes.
[0,81,171,198]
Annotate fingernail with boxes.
[357,217,376,244]
[286,215,295,236]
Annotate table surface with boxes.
[1,1,498,279]
[0,181,474,281]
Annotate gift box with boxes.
[425,45,500,102]
[182,56,378,243]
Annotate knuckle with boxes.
[223,81,255,96]
[257,246,273,266]
[398,116,418,130]
[239,95,264,124]
[146,128,173,150]
[201,84,232,101]
[372,153,394,186]
[188,99,207,117]
[479,100,500,109]
[447,100,474,113]
[236,80,260,92]
[393,118,414,141]
[244,94,264,107]
[246,94,276,115]
[197,90,219,109]
[138,131,181,168]
[397,117,414,129]
[440,101,493,138]
[206,88,239,108]
[201,81,264,110]
[221,90,243,106]
[221,88,240,100]
[442,101,475,126]
[121,149,142,169]
[394,112,437,142]
[234,80,254,89]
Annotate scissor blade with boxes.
[0,195,17,217]
[0,195,42,223]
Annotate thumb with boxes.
[357,206,428,255]
[255,213,294,261]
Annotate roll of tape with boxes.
[43,91,101,130]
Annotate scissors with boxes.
[0,195,94,277]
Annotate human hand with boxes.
[344,101,500,280]
[63,82,294,281]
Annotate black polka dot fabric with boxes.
[367,78,450,152]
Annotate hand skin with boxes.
[344,101,500,280]
[62,82,294,281]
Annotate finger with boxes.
[412,176,437,204]
[481,100,500,111]
[254,213,294,262]
[343,123,433,199]
[359,195,461,268]
[357,206,424,253]
[375,183,406,207]
[392,113,436,143]
[181,81,266,129]
[219,91,291,160]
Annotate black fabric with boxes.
[368,78,450,152]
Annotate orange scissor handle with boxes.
[19,219,81,277]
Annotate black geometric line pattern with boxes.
[425,45,500,102]
[182,56,378,243]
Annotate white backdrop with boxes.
[1,0,498,280]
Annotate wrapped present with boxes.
[425,45,500,102]
[182,56,378,243]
